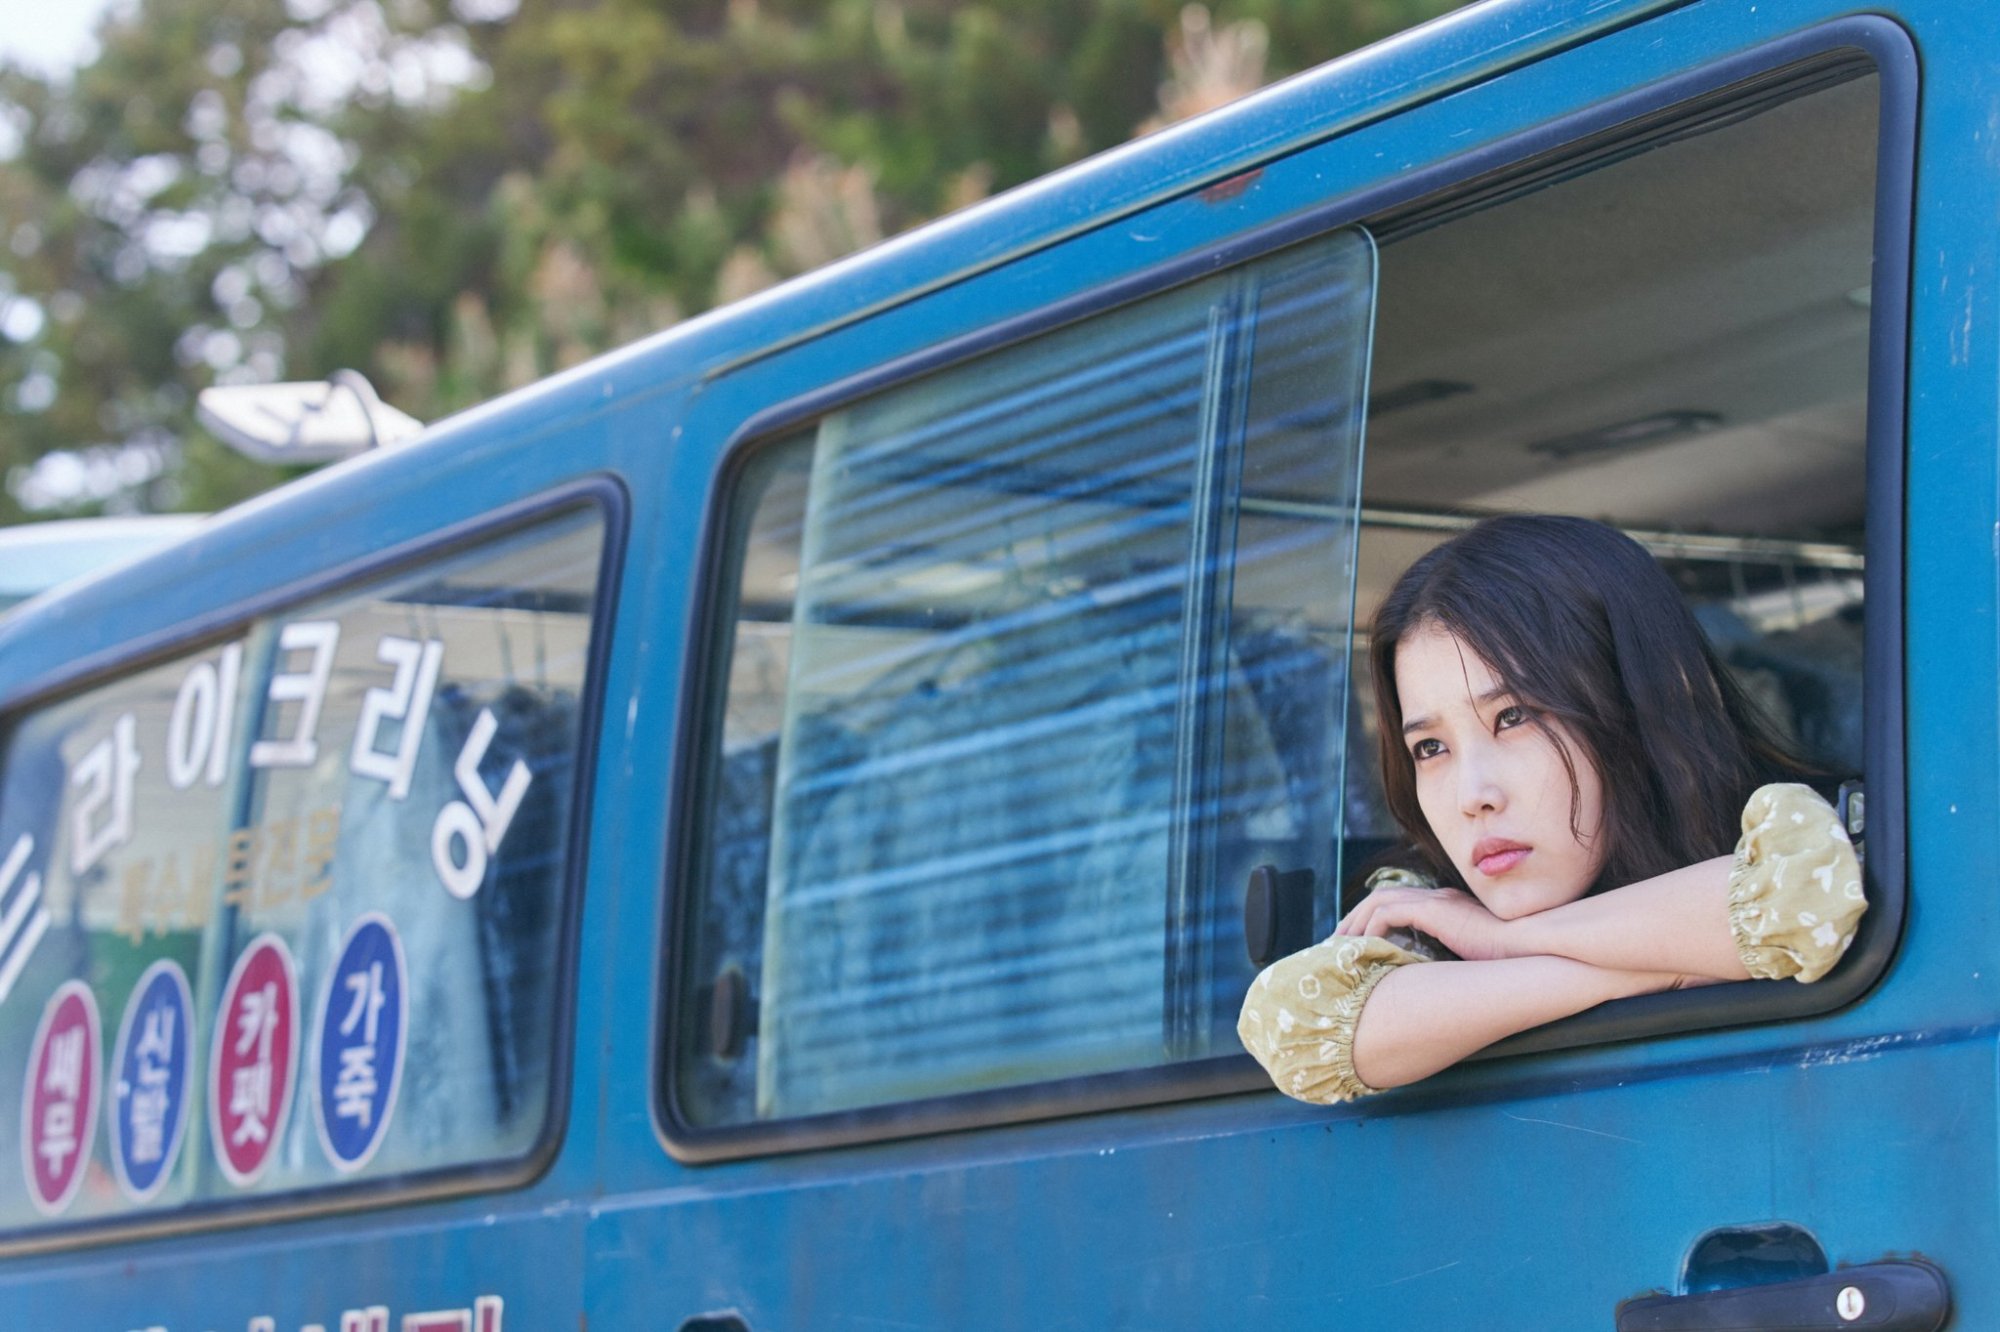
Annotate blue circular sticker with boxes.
[312,914,406,1172]
[108,959,192,1203]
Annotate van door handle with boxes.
[1617,1260,1948,1331]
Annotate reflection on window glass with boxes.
[677,230,1375,1126]
[0,504,605,1231]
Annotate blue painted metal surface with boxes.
[0,0,1995,1325]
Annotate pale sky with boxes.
[0,0,123,78]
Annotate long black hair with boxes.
[1368,515,1808,892]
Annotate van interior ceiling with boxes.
[1329,67,1878,820]
[1356,68,1877,615]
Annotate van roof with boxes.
[0,514,208,609]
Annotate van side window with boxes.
[0,503,606,1231]
[674,231,1376,1127]
[671,53,1891,1147]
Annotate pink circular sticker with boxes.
[21,980,101,1215]
[207,934,299,1187]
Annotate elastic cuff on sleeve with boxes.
[1727,782,1868,984]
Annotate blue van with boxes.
[0,0,1977,1325]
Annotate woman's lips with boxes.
[1472,838,1532,877]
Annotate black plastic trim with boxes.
[656,15,1915,1163]
[0,475,629,1256]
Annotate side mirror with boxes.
[196,369,424,465]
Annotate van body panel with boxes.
[0,0,1992,1326]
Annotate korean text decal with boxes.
[109,959,193,1202]
[313,914,406,1172]
[0,833,48,1007]
[22,979,101,1215]
[209,935,299,1187]
[0,508,602,1231]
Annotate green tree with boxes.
[0,0,1459,522]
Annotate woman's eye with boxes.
[1495,704,1529,731]
[1411,738,1444,761]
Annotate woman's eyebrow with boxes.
[1404,684,1520,736]
[1404,686,1516,735]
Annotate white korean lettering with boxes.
[404,1297,503,1332]
[430,802,485,900]
[129,1003,176,1164]
[38,1026,84,1173]
[69,712,141,875]
[349,636,445,801]
[136,1004,175,1063]
[429,709,532,899]
[333,959,386,1126]
[0,833,48,1006]
[249,621,340,769]
[38,1099,76,1174]
[229,1064,271,1144]
[335,1045,379,1128]
[128,1078,167,1164]
[402,1310,472,1332]
[340,962,385,1043]
[43,1025,83,1099]
[166,642,244,789]
[229,981,279,1145]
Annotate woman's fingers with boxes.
[1345,887,1511,960]
[1360,910,1403,938]
[1359,898,1423,938]
[1336,886,1422,937]
[1333,896,1369,936]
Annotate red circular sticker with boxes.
[21,980,101,1215]
[207,934,299,1187]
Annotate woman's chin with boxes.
[1477,879,1580,921]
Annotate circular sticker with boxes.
[207,934,299,1187]
[21,979,101,1215]
[108,959,193,1202]
[312,914,407,1172]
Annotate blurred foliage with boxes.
[0,0,1458,522]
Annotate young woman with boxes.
[1238,515,1867,1103]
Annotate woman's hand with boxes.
[1335,883,1515,962]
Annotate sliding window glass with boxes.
[671,229,1376,1135]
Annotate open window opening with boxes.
[1341,60,1883,923]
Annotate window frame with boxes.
[0,476,628,1256]
[657,16,1913,1163]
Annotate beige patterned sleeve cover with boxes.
[1236,929,1428,1104]
[1728,782,1867,982]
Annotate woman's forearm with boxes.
[1502,856,1750,981]
[1351,956,1669,1090]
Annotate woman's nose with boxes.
[1457,746,1506,817]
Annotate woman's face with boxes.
[1394,622,1606,918]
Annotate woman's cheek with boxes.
[1412,771,1456,852]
